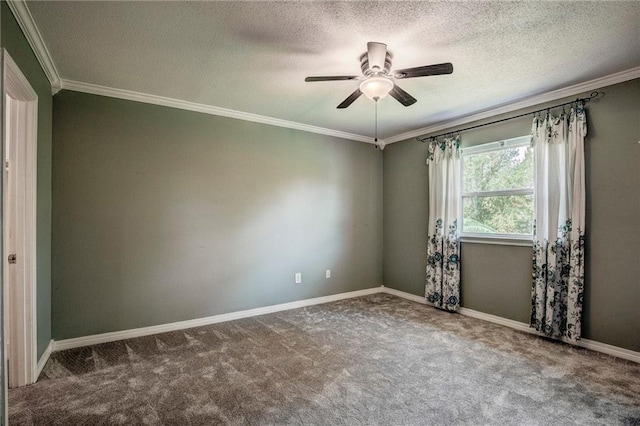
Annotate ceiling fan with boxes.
[305,42,453,109]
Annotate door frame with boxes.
[2,50,38,388]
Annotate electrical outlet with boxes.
[295,273,302,284]
[325,269,331,279]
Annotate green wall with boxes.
[383,78,640,352]
[1,1,52,359]
[52,91,383,340]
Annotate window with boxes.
[460,136,533,241]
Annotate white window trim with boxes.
[460,135,533,245]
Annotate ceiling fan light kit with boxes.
[359,76,394,101]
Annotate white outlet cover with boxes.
[295,273,302,284]
[325,270,331,278]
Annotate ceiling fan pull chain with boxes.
[375,100,378,144]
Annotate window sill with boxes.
[459,235,533,247]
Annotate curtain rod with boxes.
[416,91,601,143]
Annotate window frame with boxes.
[459,135,533,246]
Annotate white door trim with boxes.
[2,50,38,387]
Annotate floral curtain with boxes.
[426,136,461,311]
[530,107,586,341]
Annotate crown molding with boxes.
[385,66,640,144]
[6,0,62,95]
[61,79,376,144]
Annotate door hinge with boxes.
[8,254,16,264]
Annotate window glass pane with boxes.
[463,194,533,235]
[463,146,533,192]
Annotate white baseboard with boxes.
[36,339,53,379]
[381,286,429,305]
[575,338,640,363]
[380,286,640,364]
[457,306,533,334]
[53,287,382,352]
[49,285,639,365]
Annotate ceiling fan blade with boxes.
[389,84,417,107]
[367,42,387,72]
[394,63,454,79]
[305,76,359,82]
[337,89,362,109]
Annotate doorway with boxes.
[2,50,38,389]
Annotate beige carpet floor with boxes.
[9,294,640,425]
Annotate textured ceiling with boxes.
[26,1,640,141]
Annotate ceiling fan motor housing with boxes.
[360,51,392,76]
